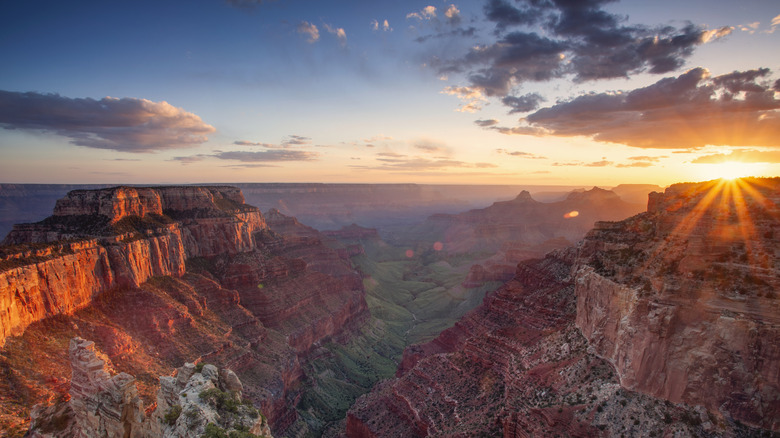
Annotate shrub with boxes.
[164,405,182,425]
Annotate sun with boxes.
[697,161,764,181]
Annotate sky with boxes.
[0,0,779,187]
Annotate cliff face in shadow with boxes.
[0,186,369,437]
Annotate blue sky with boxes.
[1,0,779,185]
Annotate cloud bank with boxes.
[0,90,215,152]
[519,67,780,148]
[434,0,732,113]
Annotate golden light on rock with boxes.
[564,210,579,218]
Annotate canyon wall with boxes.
[0,186,265,345]
[0,185,371,436]
[575,178,780,430]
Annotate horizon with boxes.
[1,0,779,186]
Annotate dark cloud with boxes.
[213,150,319,162]
[502,92,544,113]
[436,0,731,109]
[414,27,477,43]
[0,91,215,153]
[691,149,780,164]
[518,68,780,148]
[474,119,500,127]
[483,0,543,29]
[495,148,546,159]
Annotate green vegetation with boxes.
[296,234,505,433]
[164,405,182,425]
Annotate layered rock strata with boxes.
[0,186,264,344]
[1,186,370,437]
[575,178,780,430]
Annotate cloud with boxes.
[297,21,319,43]
[371,19,392,32]
[407,6,436,20]
[214,150,319,162]
[474,119,499,127]
[502,92,544,113]
[172,154,209,165]
[414,27,477,43]
[363,134,393,143]
[615,161,653,168]
[691,149,780,164]
[444,4,461,24]
[495,148,546,159]
[0,90,215,153]
[282,134,311,146]
[413,139,450,154]
[518,68,780,148]
[436,0,731,108]
[357,157,496,172]
[483,0,542,29]
[324,24,347,45]
[234,135,311,149]
[441,85,487,112]
[234,140,275,147]
[553,160,613,167]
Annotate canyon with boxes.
[346,178,780,436]
[1,179,777,437]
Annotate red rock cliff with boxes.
[0,186,266,345]
[575,177,780,430]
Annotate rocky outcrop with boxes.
[0,186,266,345]
[27,337,271,437]
[575,178,780,431]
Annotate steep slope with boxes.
[347,178,779,436]
[575,177,780,430]
[0,186,369,437]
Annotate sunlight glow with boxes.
[696,161,765,181]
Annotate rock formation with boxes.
[0,186,266,344]
[346,177,780,436]
[27,337,272,437]
[575,178,780,430]
[0,186,369,436]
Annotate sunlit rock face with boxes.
[576,177,780,431]
[347,178,780,436]
[0,186,265,344]
[0,186,369,437]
